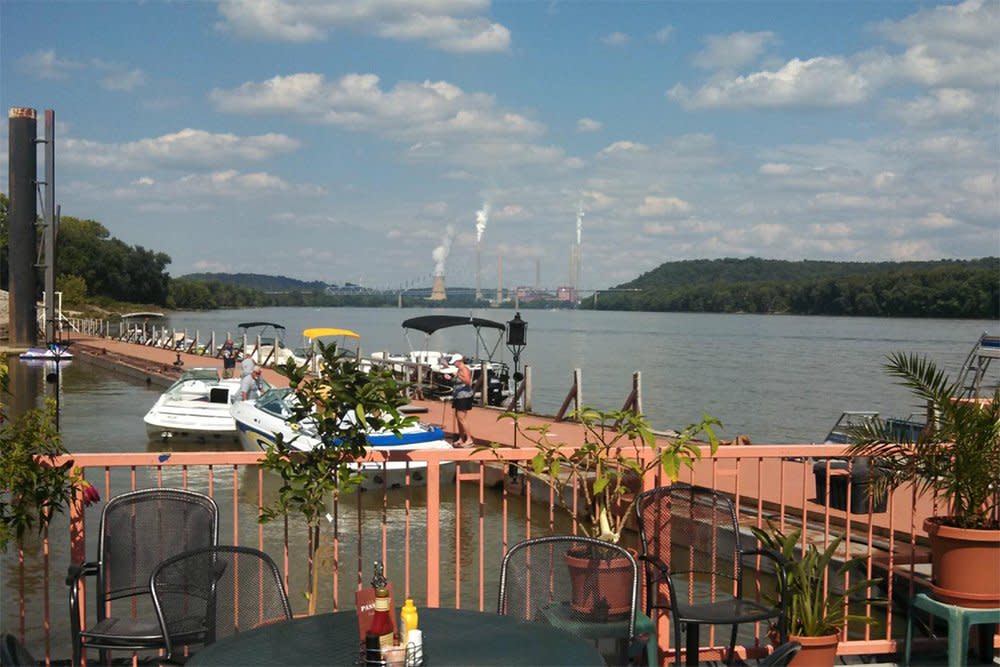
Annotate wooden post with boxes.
[479,361,488,407]
[555,369,582,422]
[523,365,532,413]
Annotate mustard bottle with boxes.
[400,598,419,643]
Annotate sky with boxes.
[1,1,997,292]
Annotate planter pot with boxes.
[564,548,633,619]
[924,517,1000,608]
[788,632,839,667]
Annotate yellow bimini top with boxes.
[302,328,361,340]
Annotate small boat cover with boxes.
[303,327,361,339]
[401,315,506,335]
[238,321,286,331]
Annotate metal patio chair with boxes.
[151,545,292,662]
[759,641,801,666]
[498,534,658,667]
[635,484,788,667]
[66,488,218,666]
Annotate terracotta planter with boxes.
[788,632,839,667]
[924,517,1000,608]
[564,548,633,619]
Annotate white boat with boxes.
[238,321,299,367]
[143,368,253,442]
[370,315,511,406]
[19,343,73,360]
[231,387,456,490]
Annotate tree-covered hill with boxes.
[589,257,999,319]
[620,257,999,290]
[179,272,329,292]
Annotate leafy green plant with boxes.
[846,352,1000,530]
[258,341,415,614]
[488,407,720,544]
[750,523,881,637]
[0,358,91,552]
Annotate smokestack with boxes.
[496,255,503,304]
[8,107,38,346]
[535,259,541,290]
[429,274,447,301]
[475,241,482,300]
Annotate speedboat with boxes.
[231,387,455,490]
[238,321,298,367]
[369,315,510,406]
[143,368,255,442]
[19,343,73,360]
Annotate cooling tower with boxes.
[429,274,447,301]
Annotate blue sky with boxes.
[2,1,997,291]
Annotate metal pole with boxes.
[8,107,38,346]
[43,110,56,343]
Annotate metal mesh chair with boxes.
[635,484,788,666]
[759,641,801,666]
[498,535,658,667]
[66,488,218,666]
[151,545,292,662]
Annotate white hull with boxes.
[144,371,243,442]
[231,389,456,490]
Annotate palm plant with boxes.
[845,352,1000,530]
[750,524,880,638]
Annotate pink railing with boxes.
[5,445,931,666]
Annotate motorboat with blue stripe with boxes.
[231,387,456,489]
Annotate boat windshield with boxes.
[256,387,295,419]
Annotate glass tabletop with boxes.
[185,607,607,666]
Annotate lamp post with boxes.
[505,312,527,412]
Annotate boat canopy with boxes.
[401,315,506,335]
[120,311,165,319]
[238,321,286,331]
[303,327,361,340]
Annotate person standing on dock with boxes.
[450,354,475,446]
[220,336,237,379]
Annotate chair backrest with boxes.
[634,484,745,602]
[151,545,292,659]
[498,535,638,640]
[96,488,219,608]
[760,641,801,667]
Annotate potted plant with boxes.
[846,352,1000,608]
[488,407,720,614]
[258,341,415,615]
[750,523,881,667]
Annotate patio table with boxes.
[185,607,606,666]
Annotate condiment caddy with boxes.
[357,562,424,667]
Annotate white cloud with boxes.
[216,0,511,53]
[961,173,998,197]
[98,67,146,92]
[17,49,83,80]
[211,73,542,140]
[62,128,300,170]
[654,26,674,43]
[887,88,978,125]
[600,141,648,155]
[637,196,692,217]
[692,31,776,71]
[759,163,793,175]
[601,32,629,46]
[577,118,602,132]
[669,57,873,109]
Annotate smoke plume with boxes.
[432,224,455,276]
[475,202,490,243]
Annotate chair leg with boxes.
[903,605,914,667]
[725,624,738,666]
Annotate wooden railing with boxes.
[4,445,933,665]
